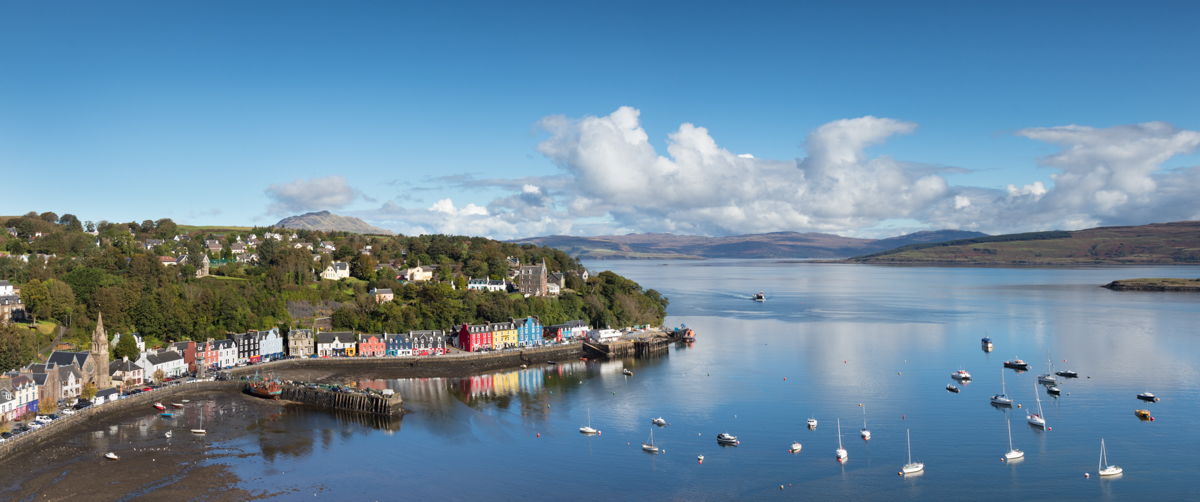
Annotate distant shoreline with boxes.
[1103,278,1200,291]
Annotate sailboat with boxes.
[901,429,923,474]
[1004,412,1024,460]
[191,412,206,435]
[1098,439,1122,476]
[579,408,597,434]
[860,405,870,440]
[642,429,659,453]
[835,418,848,461]
[1037,351,1058,384]
[1027,383,1046,428]
[991,368,1013,406]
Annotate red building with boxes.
[358,334,385,357]
[172,340,197,373]
[458,323,494,352]
[199,340,218,369]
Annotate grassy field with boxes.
[846,221,1200,265]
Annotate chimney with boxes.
[123,356,128,362]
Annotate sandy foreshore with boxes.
[0,389,297,501]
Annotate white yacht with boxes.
[652,417,667,426]
[579,408,597,434]
[104,452,119,460]
[717,432,739,445]
[951,369,971,381]
[642,429,659,453]
[836,419,848,461]
[991,368,1013,406]
[1027,383,1046,428]
[1004,412,1024,460]
[860,405,870,440]
[807,416,817,428]
[1098,439,1122,476]
[1037,351,1058,384]
[790,442,802,453]
[901,429,923,474]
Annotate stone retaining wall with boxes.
[0,381,238,461]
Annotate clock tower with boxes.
[90,312,111,388]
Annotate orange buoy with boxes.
[784,378,786,380]
[844,361,847,363]
[902,414,905,419]
[1017,404,1022,408]
[537,433,540,437]
[1048,427,1052,431]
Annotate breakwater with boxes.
[265,383,403,416]
[229,342,586,379]
[0,380,238,461]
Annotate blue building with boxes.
[384,333,412,356]
[511,316,543,347]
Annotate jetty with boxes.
[245,382,403,416]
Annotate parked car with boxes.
[142,387,152,392]
[0,432,12,439]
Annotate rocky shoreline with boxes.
[1103,278,1200,291]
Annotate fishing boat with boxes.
[860,405,870,440]
[250,379,282,400]
[623,369,633,376]
[981,332,993,352]
[991,368,1013,406]
[835,419,847,461]
[153,402,165,410]
[946,384,959,393]
[1027,383,1046,428]
[1004,358,1029,370]
[951,369,971,381]
[752,292,765,302]
[104,452,119,460]
[652,417,667,426]
[1004,412,1024,460]
[642,429,659,453]
[172,403,183,408]
[1037,351,1058,384]
[1136,392,1158,402]
[716,432,739,445]
[901,429,923,474]
[1055,370,1078,378]
[1098,439,1122,476]
[579,408,597,434]
[1134,409,1150,420]
[807,417,818,428]
[790,442,802,453]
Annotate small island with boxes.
[1103,278,1200,292]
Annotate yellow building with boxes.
[345,345,357,357]
[491,322,517,349]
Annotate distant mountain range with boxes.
[510,229,988,259]
[274,211,394,235]
[842,220,1200,265]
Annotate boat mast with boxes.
[907,429,912,464]
[1001,367,1007,395]
[1007,413,1014,450]
[837,419,843,449]
[1099,439,1105,470]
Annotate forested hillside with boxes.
[0,211,667,370]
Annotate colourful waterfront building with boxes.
[491,322,517,350]
[384,333,412,356]
[358,334,385,357]
[408,330,446,356]
[512,316,543,347]
[458,323,494,352]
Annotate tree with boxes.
[81,382,97,401]
[155,218,177,239]
[113,333,139,360]
[19,279,49,319]
[38,400,57,414]
[58,214,83,232]
[153,368,165,385]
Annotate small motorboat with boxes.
[623,369,633,376]
[1098,439,1122,476]
[807,417,817,428]
[1047,386,1061,395]
[153,402,165,411]
[546,361,557,365]
[946,384,959,393]
[191,429,207,435]
[642,429,659,453]
[1055,370,1079,378]
[104,452,119,460]
[1004,358,1029,370]
[1136,392,1158,402]
[160,412,174,418]
[752,292,765,302]
[652,417,667,426]
[697,455,704,462]
[951,369,971,381]
[717,433,739,445]
[172,403,184,408]
[181,400,190,403]
[165,430,172,438]
[1134,409,1150,420]
[981,334,993,352]
[790,442,802,453]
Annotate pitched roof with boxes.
[58,364,82,380]
[47,351,89,367]
[317,331,354,344]
[109,359,143,374]
[96,388,119,398]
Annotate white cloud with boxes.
[264,175,362,215]
[347,110,1200,239]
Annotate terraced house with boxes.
[384,333,412,356]
[358,334,385,357]
[316,332,356,357]
[255,328,284,361]
[457,323,494,352]
[512,316,543,347]
[408,330,446,356]
[491,321,517,349]
[228,332,260,364]
[287,329,314,358]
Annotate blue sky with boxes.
[2,1,1198,238]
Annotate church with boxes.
[45,312,112,389]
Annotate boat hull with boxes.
[901,463,924,474]
[1004,450,1024,460]
[991,396,1013,406]
[1099,467,1122,476]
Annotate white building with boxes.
[321,262,350,280]
[257,328,284,361]
[136,350,187,380]
[215,339,237,368]
[316,332,356,356]
[587,329,621,343]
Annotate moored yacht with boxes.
[717,432,739,445]
[807,416,818,428]
[860,404,870,440]
[579,408,597,434]
[1037,351,1058,384]
[1055,370,1078,378]
[642,429,659,453]
[991,368,1013,406]
[947,383,959,393]
[790,442,802,453]
[1098,439,1122,476]
[1027,383,1047,428]
[1004,412,1023,460]
[900,429,923,474]
[1004,358,1029,370]
[951,369,971,381]
[652,417,667,426]
[981,332,993,352]
[835,419,847,461]
[1137,392,1158,402]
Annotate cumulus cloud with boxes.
[265,175,363,215]
[353,108,1200,239]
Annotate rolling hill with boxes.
[510,229,987,259]
[842,221,1200,265]
[274,211,394,235]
